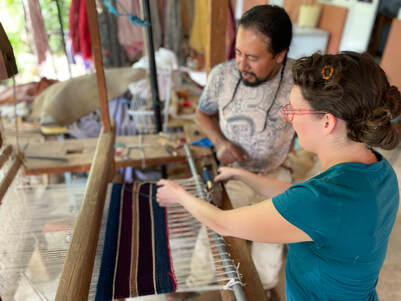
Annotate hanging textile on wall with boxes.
[69,0,80,55]
[164,0,182,59]
[23,0,50,64]
[109,0,162,62]
[226,2,236,60]
[95,182,176,300]
[98,0,126,67]
[69,0,92,60]
[189,0,207,56]
[116,0,144,61]
[189,0,237,64]
[78,0,91,59]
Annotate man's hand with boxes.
[195,109,247,165]
[215,140,246,165]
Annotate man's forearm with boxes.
[195,109,226,145]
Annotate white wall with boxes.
[319,0,379,52]
[236,0,378,53]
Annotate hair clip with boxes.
[321,65,334,80]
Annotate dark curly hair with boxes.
[293,51,401,150]
[238,5,292,56]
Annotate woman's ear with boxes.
[322,113,337,135]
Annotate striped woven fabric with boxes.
[95,182,176,300]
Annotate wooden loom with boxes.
[0,1,267,300]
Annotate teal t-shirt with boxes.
[273,152,399,301]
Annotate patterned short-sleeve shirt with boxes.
[198,59,295,174]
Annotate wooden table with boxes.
[23,134,212,175]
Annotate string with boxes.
[12,76,21,155]
[104,1,150,27]
[223,58,287,133]
[0,180,241,299]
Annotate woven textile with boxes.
[95,183,176,300]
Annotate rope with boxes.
[11,76,25,166]
[12,76,21,155]
[104,1,150,27]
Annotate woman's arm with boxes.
[156,179,311,243]
[214,167,291,198]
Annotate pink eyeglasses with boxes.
[281,103,327,122]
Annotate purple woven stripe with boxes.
[114,183,133,298]
[137,183,156,295]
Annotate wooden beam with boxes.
[318,4,348,54]
[0,145,13,169]
[55,124,116,300]
[381,19,401,90]
[85,0,111,132]
[0,155,22,204]
[23,135,212,175]
[205,0,227,75]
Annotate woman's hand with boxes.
[156,179,188,207]
[214,167,241,183]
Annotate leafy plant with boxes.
[0,0,71,83]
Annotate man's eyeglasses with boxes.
[281,103,327,122]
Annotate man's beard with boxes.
[240,71,270,87]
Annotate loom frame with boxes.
[0,1,268,300]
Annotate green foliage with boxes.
[0,1,29,54]
[0,0,71,83]
[41,0,72,55]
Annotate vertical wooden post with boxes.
[0,145,12,169]
[0,155,22,205]
[55,123,116,300]
[85,0,111,132]
[205,0,228,75]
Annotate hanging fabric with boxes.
[189,0,236,64]
[23,0,50,64]
[97,0,126,67]
[69,0,92,60]
[226,1,236,60]
[189,0,207,56]
[149,0,163,53]
[79,0,91,59]
[69,0,80,55]
[164,0,182,58]
[115,0,144,61]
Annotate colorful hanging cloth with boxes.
[24,0,50,64]
[68,0,91,59]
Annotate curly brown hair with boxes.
[292,51,401,150]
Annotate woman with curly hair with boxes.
[157,52,400,300]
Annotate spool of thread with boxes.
[202,166,213,190]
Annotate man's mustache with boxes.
[241,71,257,78]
